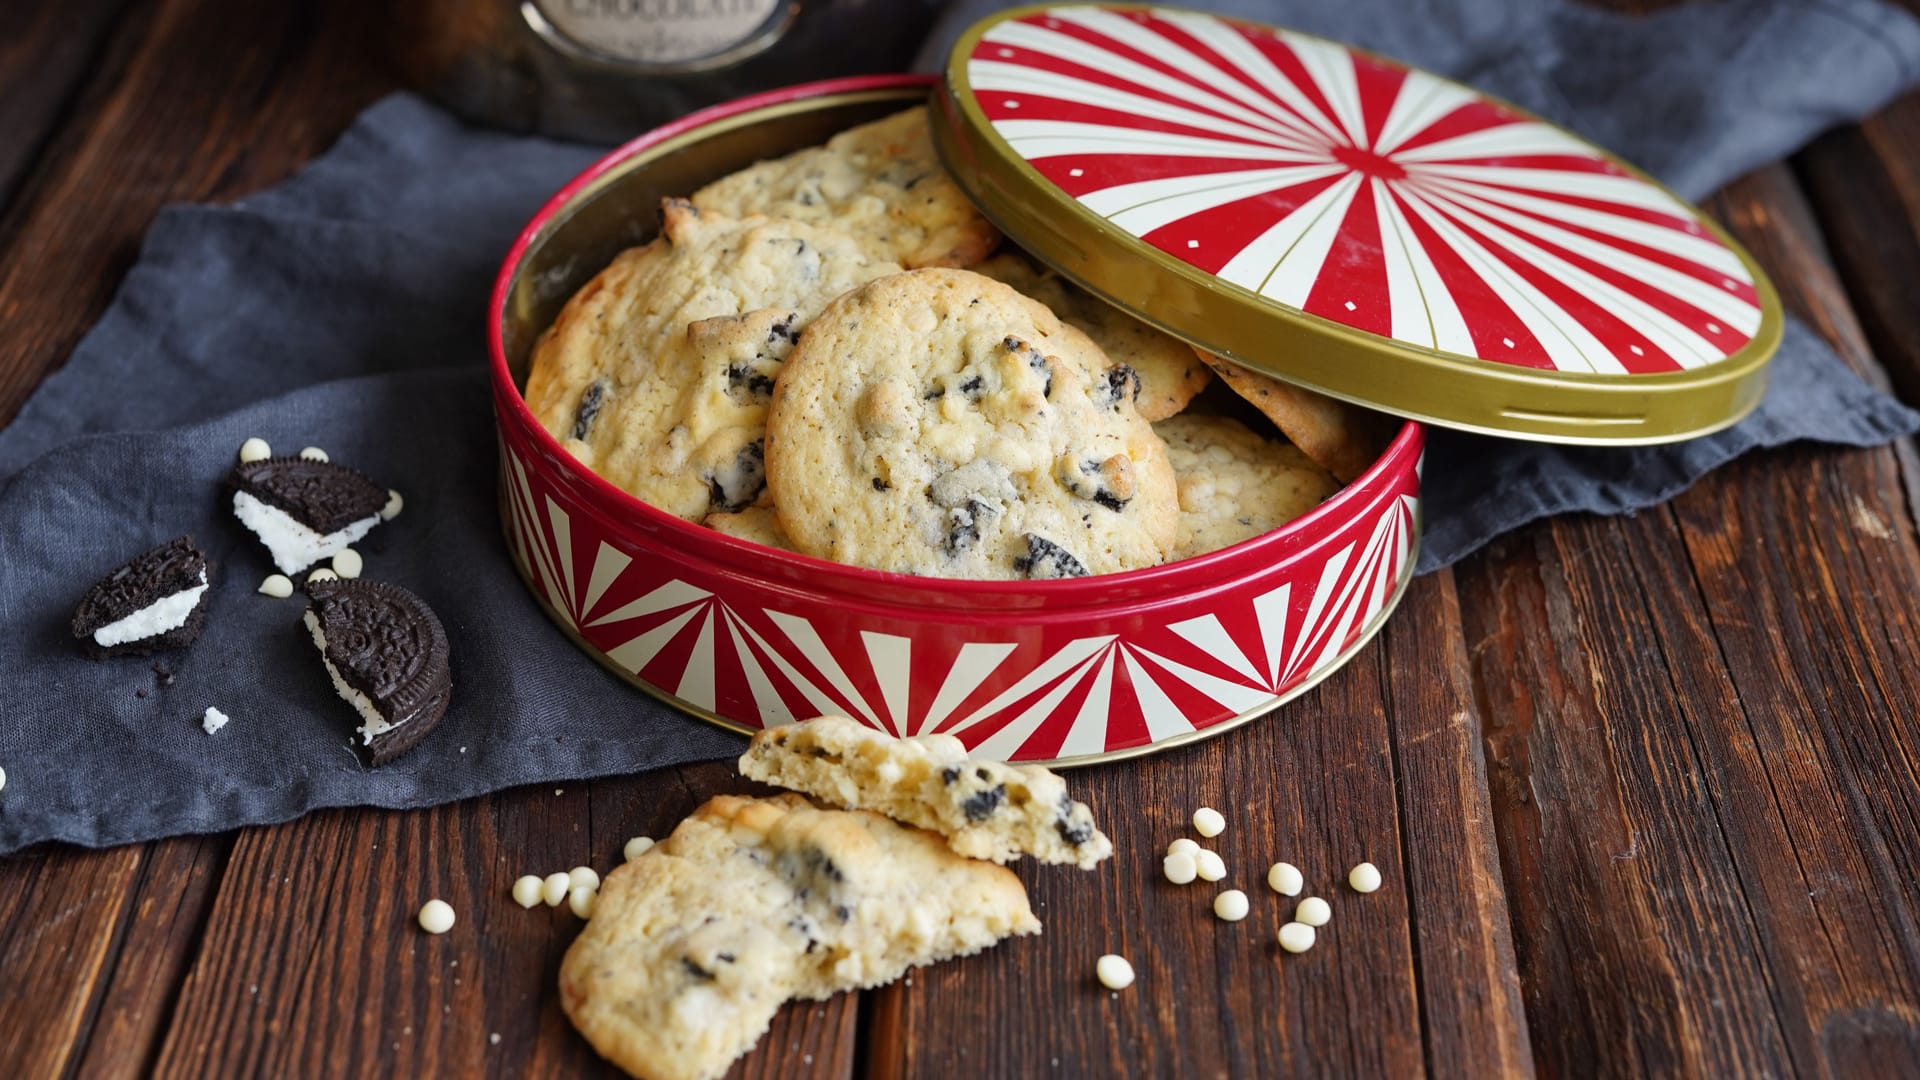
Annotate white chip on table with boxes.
[258,573,294,598]
[1167,837,1200,857]
[1213,889,1250,922]
[1162,851,1198,885]
[1267,861,1303,897]
[1194,849,1226,882]
[541,872,571,907]
[299,446,329,462]
[1348,861,1382,894]
[0,765,7,794]
[238,437,272,463]
[307,567,338,584]
[1277,922,1316,954]
[1095,954,1134,990]
[1296,896,1331,927]
[418,898,456,934]
[568,865,601,892]
[569,885,597,919]
[332,548,364,579]
[511,875,544,909]
[623,836,654,861]
[1192,806,1225,838]
[381,489,404,521]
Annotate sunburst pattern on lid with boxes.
[964,5,1762,376]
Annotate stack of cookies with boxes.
[524,107,1375,580]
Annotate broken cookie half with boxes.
[740,714,1113,869]
[303,579,450,766]
[230,456,388,575]
[72,535,212,659]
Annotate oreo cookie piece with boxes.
[230,457,388,574]
[302,579,451,766]
[72,536,212,659]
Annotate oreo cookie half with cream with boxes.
[72,536,212,660]
[230,457,387,574]
[303,579,451,766]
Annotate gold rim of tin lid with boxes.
[935,2,1785,444]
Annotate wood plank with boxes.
[1455,161,1920,1077]
[0,845,146,1077]
[865,571,1526,1077]
[0,0,134,220]
[151,763,857,1079]
[0,0,392,426]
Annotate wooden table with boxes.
[5,1,1920,1076]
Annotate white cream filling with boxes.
[304,609,405,745]
[92,570,208,647]
[234,491,378,575]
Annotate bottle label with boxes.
[530,0,788,67]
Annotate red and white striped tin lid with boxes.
[936,3,1784,443]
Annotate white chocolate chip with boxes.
[299,446,329,462]
[238,437,272,463]
[568,866,600,892]
[380,489,404,521]
[1167,838,1200,857]
[1192,807,1225,838]
[541,872,570,907]
[1213,889,1250,922]
[1348,861,1382,894]
[1278,922,1316,953]
[0,765,7,794]
[1296,896,1332,927]
[258,574,294,598]
[569,885,596,919]
[511,875,543,909]
[1095,954,1135,990]
[307,568,338,584]
[1267,862,1304,897]
[624,836,655,861]
[332,548,364,579]
[418,899,456,934]
[1162,851,1198,885]
[1194,849,1227,882]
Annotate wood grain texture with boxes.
[0,0,134,219]
[0,0,392,426]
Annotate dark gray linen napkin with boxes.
[3,0,1918,852]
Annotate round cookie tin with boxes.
[490,74,1424,765]
[933,3,1784,444]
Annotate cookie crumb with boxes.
[1192,806,1225,838]
[299,446,329,462]
[511,875,543,909]
[1296,896,1331,927]
[1095,954,1134,990]
[1213,889,1250,922]
[202,707,230,735]
[418,899,456,934]
[239,437,272,463]
[259,574,294,598]
[1268,862,1303,897]
[1348,862,1382,893]
[1278,922,1316,954]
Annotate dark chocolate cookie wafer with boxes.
[72,536,212,660]
[230,457,389,574]
[302,579,451,766]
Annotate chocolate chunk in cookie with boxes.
[1014,534,1089,580]
[72,536,212,660]
[303,579,451,766]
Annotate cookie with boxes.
[72,536,211,660]
[690,107,999,269]
[522,201,902,520]
[1155,413,1342,559]
[560,793,1038,1080]
[975,251,1210,421]
[766,268,1180,578]
[703,503,793,551]
[230,457,389,574]
[740,715,1112,869]
[1194,350,1395,483]
[302,579,451,766]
